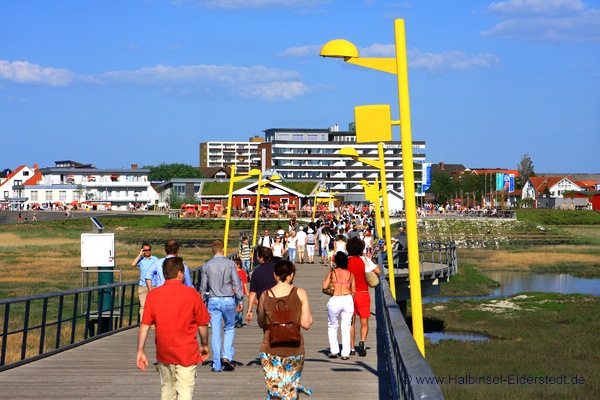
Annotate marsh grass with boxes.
[419,215,600,399]
[423,293,600,399]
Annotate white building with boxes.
[0,165,37,209]
[19,161,158,211]
[199,135,263,174]
[258,127,427,210]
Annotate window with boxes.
[307,134,317,141]
[23,171,29,176]
[174,184,185,195]
[3,191,8,199]
[45,191,52,201]
[31,191,38,201]
[59,191,67,201]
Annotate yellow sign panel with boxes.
[354,105,393,143]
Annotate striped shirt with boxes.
[239,243,252,261]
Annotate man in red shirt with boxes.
[137,257,210,399]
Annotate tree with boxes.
[144,163,205,181]
[429,172,456,204]
[516,154,535,188]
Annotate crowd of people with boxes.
[134,215,382,399]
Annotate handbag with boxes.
[362,256,380,288]
[268,288,301,346]
[322,269,336,296]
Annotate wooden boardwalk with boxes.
[0,261,390,399]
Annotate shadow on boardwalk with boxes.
[0,260,390,399]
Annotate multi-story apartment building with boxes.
[199,135,263,174]
[19,161,158,211]
[258,126,427,209]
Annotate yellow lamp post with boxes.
[223,165,261,255]
[321,19,425,355]
[339,143,396,300]
[312,185,326,220]
[252,174,282,248]
[315,190,339,212]
[359,178,383,239]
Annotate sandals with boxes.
[327,353,338,359]
[340,356,350,360]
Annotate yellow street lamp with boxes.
[312,185,326,220]
[321,19,425,355]
[253,174,282,248]
[359,179,383,239]
[339,143,396,300]
[224,165,261,255]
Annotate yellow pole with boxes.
[223,164,236,255]
[252,173,263,248]
[312,189,320,220]
[378,143,396,299]
[395,19,425,355]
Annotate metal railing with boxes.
[378,241,457,282]
[375,276,444,399]
[0,267,204,372]
[0,281,138,372]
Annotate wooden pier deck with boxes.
[0,260,390,399]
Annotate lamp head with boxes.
[320,39,359,59]
[248,169,261,177]
[269,174,282,182]
[339,147,359,159]
[359,180,369,187]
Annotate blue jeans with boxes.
[287,248,297,263]
[207,297,237,371]
[242,259,251,274]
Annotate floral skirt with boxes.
[260,352,313,400]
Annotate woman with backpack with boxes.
[257,260,313,399]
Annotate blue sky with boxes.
[1,0,599,174]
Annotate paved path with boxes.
[0,260,390,399]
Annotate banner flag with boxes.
[423,163,432,192]
[496,173,514,192]
[496,173,504,191]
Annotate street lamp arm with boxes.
[345,58,397,75]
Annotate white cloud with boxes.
[360,43,396,58]
[238,81,310,101]
[483,0,600,42]
[487,0,584,17]
[0,61,75,86]
[188,0,330,10]
[0,61,309,101]
[279,45,322,57]
[408,49,500,72]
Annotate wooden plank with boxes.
[0,260,390,399]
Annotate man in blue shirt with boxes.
[131,242,158,321]
[145,239,193,290]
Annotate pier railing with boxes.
[0,282,139,372]
[375,272,444,399]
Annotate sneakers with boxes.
[358,341,367,357]
[349,350,356,356]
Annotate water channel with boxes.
[423,271,600,343]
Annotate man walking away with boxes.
[137,257,210,400]
[200,240,243,372]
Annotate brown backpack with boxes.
[268,287,301,346]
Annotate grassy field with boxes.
[0,215,289,299]
[419,210,600,399]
